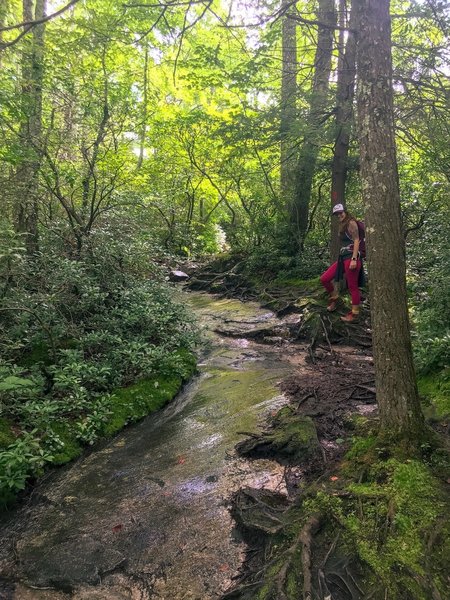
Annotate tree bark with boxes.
[290,0,336,253]
[356,0,424,442]
[16,0,46,255]
[330,0,357,261]
[280,0,297,216]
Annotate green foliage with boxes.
[410,263,450,375]
[0,226,199,503]
[0,376,37,392]
[0,431,54,495]
[418,371,450,419]
[244,244,328,283]
[0,418,15,449]
[407,199,450,376]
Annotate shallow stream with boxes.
[0,293,306,600]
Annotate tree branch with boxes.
[0,0,80,51]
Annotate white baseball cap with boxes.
[332,203,345,214]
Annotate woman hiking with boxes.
[320,203,364,323]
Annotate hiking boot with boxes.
[327,298,338,312]
[341,311,358,323]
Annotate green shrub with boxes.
[0,227,199,504]
[0,431,54,495]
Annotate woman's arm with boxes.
[348,220,360,268]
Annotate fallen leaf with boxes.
[112,524,123,532]
[330,476,339,481]
[177,455,186,464]
[219,564,230,572]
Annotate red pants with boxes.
[320,259,361,305]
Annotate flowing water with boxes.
[0,293,304,600]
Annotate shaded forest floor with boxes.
[185,256,449,600]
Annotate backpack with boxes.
[346,219,366,258]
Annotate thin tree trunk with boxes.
[291,0,336,252]
[82,50,109,216]
[0,0,8,69]
[356,0,424,443]
[280,0,297,215]
[330,0,357,261]
[137,43,149,170]
[16,0,46,255]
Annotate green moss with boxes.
[271,408,320,460]
[48,422,83,464]
[255,559,284,599]
[286,568,301,597]
[103,375,181,436]
[342,435,379,474]
[340,454,448,598]
[102,349,196,437]
[273,276,320,290]
[418,371,450,419]
[0,418,16,449]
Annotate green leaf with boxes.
[0,376,36,392]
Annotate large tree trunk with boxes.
[280,0,297,216]
[16,0,46,255]
[330,0,357,261]
[290,0,336,252]
[356,0,424,442]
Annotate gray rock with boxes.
[169,270,189,282]
[18,534,125,589]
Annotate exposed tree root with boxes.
[275,513,323,600]
[188,259,373,350]
[299,514,323,600]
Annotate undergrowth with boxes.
[0,227,199,507]
[305,437,450,599]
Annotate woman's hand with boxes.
[349,258,358,270]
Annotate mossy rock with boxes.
[102,349,197,437]
[103,375,183,436]
[236,406,322,466]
